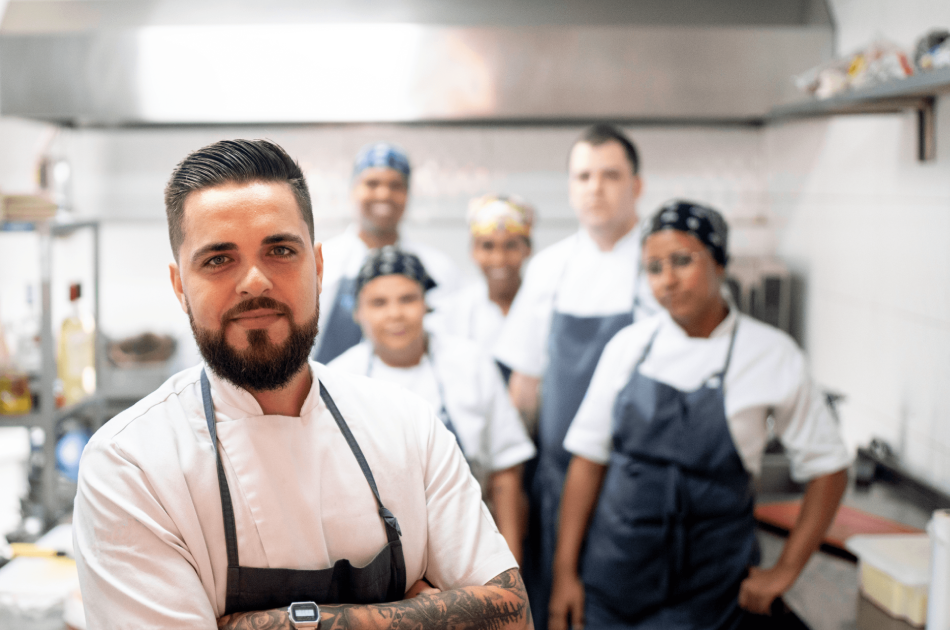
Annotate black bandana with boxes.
[355,246,437,296]
[643,200,729,266]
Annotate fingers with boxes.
[737,576,776,616]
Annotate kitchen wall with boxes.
[2,121,770,344]
[769,0,950,492]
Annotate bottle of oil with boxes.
[0,299,32,415]
[58,283,95,406]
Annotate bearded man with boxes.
[72,139,532,630]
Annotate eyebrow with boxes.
[262,233,307,247]
[191,242,236,264]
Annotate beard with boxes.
[188,296,319,392]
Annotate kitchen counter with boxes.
[758,478,946,630]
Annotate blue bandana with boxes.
[353,142,411,182]
[644,200,729,266]
[355,246,437,297]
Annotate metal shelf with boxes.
[769,67,950,162]
[0,219,100,527]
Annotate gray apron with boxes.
[200,369,407,615]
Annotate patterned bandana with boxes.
[353,142,411,182]
[467,194,535,237]
[355,246,437,296]
[643,200,729,266]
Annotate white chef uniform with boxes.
[315,225,462,356]
[565,309,854,481]
[330,333,536,490]
[73,362,517,629]
[430,279,506,351]
[493,228,658,378]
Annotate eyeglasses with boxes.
[644,250,701,276]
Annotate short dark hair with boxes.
[164,139,314,261]
[573,124,640,175]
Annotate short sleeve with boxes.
[74,440,217,629]
[493,255,557,377]
[563,325,643,465]
[773,354,854,482]
[421,405,518,588]
[484,360,536,471]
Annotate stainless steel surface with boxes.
[0,0,833,125]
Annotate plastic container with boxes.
[846,533,931,627]
[928,510,950,630]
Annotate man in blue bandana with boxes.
[313,142,461,364]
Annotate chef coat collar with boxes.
[203,361,322,420]
[658,299,738,341]
[576,220,641,254]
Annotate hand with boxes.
[405,579,441,599]
[549,571,585,630]
[738,565,797,615]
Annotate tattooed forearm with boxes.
[216,569,531,630]
[217,609,289,629]
[321,569,530,630]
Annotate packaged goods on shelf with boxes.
[0,194,57,223]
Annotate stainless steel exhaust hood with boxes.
[0,0,834,126]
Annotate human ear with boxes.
[169,262,188,314]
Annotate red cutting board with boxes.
[754,501,923,550]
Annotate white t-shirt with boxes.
[316,225,462,352]
[329,334,536,490]
[564,310,853,481]
[73,362,516,629]
[493,227,658,378]
[429,279,506,352]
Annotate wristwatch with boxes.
[288,601,321,629]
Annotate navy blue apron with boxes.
[526,237,644,630]
[200,370,407,615]
[315,277,363,364]
[582,321,759,630]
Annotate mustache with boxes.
[222,296,293,322]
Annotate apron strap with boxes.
[634,324,662,371]
[200,370,242,611]
[718,318,740,381]
[319,381,403,541]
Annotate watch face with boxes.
[290,602,320,626]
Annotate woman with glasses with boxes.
[548,201,852,630]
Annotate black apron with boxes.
[200,369,407,616]
[314,277,363,364]
[582,322,758,630]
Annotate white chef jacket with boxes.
[429,279,506,351]
[315,224,462,354]
[73,362,516,629]
[330,333,536,490]
[564,309,853,481]
[493,227,658,379]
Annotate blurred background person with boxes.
[433,194,535,382]
[314,142,461,364]
[330,246,535,563]
[550,201,851,630]
[493,124,659,629]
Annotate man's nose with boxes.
[236,264,273,296]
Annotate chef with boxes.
[330,246,536,563]
[72,139,532,630]
[550,201,852,630]
[493,124,658,628]
[313,142,461,364]
[434,194,535,382]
